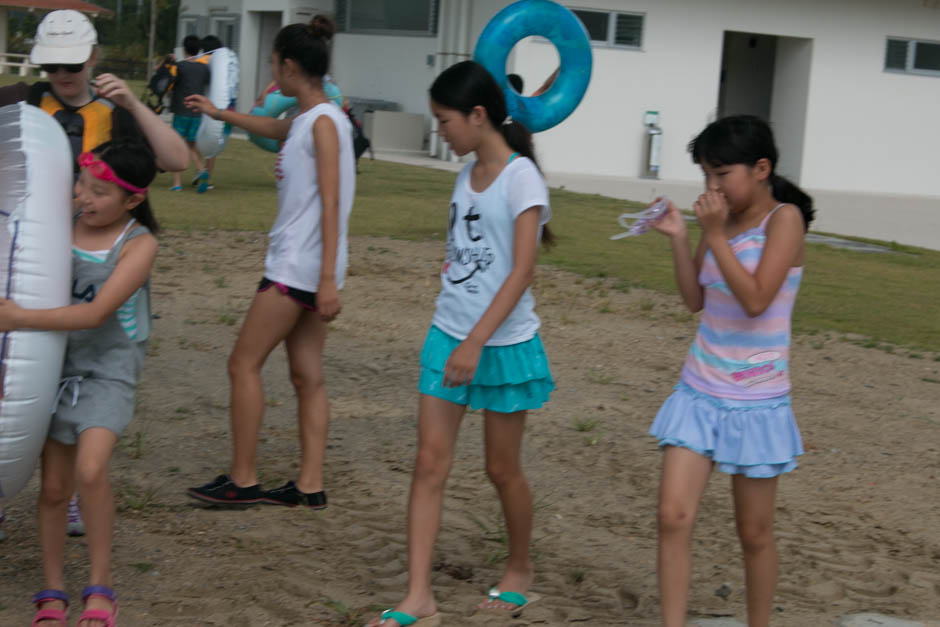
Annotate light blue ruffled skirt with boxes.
[649,382,804,478]
[418,325,555,413]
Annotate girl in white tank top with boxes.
[183,17,354,510]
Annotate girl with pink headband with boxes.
[0,140,159,627]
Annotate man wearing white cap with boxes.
[0,9,188,172]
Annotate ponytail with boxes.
[500,118,538,169]
[771,174,814,231]
[129,198,159,234]
[430,61,555,247]
[500,120,554,247]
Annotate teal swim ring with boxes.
[249,80,343,152]
[249,90,297,152]
[473,0,592,132]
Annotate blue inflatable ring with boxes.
[473,0,592,133]
[249,90,297,152]
[249,81,343,152]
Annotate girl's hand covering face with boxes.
[693,190,729,235]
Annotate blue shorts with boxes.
[649,382,804,478]
[418,325,554,414]
[172,114,201,142]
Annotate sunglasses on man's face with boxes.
[41,63,85,74]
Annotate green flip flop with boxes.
[376,609,441,626]
[478,587,542,615]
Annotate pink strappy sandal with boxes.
[77,586,118,627]
[31,589,68,626]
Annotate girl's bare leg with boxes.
[228,288,303,486]
[34,439,76,624]
[477,409,533,610]
[284,309,329,493]
[366,394,465,627]
[75,427,119,626]
[732,474,779,627]
[657,446,713,627]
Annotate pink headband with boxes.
[78,152,148,194]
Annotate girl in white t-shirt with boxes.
[183,18,354,509]
[367,60,554,627]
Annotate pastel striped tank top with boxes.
[679,205,802,400]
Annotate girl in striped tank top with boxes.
[648,116,814,627]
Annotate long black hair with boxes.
[92,139,159,233]
[430,60,554,246]
[273,15,334,79]
[688,115,814,230]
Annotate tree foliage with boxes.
[5,1,180,68]
[93,0,180,61]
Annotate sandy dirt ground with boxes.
[2,232,939,626]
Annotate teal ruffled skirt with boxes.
[418,325,555,413]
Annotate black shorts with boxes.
[257,277,317,310]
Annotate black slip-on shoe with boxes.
[262,480,327,510]
[187,474,263,505]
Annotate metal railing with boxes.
[0,53,46,77]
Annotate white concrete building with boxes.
[177,1,940,246]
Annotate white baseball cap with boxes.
[30,10,98,65]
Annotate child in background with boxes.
[0,140,159,626]
[195,34,224,191]
[367,60,554,627]
[169,35,210,192]
[649,115,813,627]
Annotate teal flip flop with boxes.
[376,609,441,626]
[478,587,542,616]
[197,170,210,194]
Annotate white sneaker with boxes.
[67,495,85,537]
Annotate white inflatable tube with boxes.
[195,47,240,159]
[0,103,72,501]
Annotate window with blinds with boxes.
[885,37,940,75]
[570,8,644,49]
[614,13,643,48]
[336,0,440,36]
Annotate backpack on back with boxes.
[143,56,178,114]
[345,108,373,162]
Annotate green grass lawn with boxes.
[3,83,936,353]
[147,139,940,352]
[0,73,44,87]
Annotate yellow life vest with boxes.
[38,90,116,156]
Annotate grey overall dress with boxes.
[48,220,152,445]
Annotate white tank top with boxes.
[265,103,355,292]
